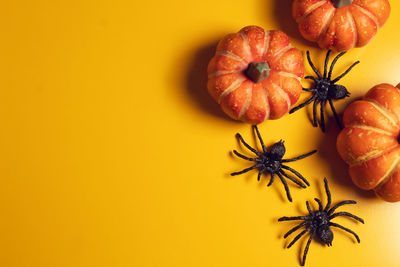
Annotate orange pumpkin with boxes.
[207,26,304,124]
[337,83,400,202]
[292,0,391,51]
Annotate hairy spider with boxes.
[231,125,317,202]
[278,177,364,266]
[289,50,360,132]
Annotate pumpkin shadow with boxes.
[270,0,318,48]
[185,41,234,121]
[317,119,376,199]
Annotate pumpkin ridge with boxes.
[296,0,328,23]
[218,77,246,103]
[263,30,271,59]
[352,3,380,29]
[347,10,358,48]
[261,85,270,121]
[272,44,293,64]
[363,101,399,131]
[349,143,399,167]
[239,84,253,120]
[348,124,395,136]
[364,99,399,127]
[238,86,254,120]
[353,0,390,26]
[215,50,246,65]
[271,82,291,109]
[276,71,302,81]
[208,70,238,79]
[238,31,252,62]
[374,155,400,188]
[317,7,336,42]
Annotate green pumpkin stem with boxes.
[245,62,270,83]
[332,0,354,8]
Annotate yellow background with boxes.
[0,0,399,266]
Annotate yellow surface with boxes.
[0,0,399,266]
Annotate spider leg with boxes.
[277,172,293,202]
[314,198,323,211]
[233,150,262,162]
[323,178,332,211]
[236,133,262,157]
[287,229,310,248]
[282,150,317,162]
[283,221,307,238]
[281,165,310,187]
[278,215,310,221]
[328,99,343,129]
[253,125,267,154]
[329,212,365,224]
[304,76,318,83]
[320,100,326,132]
[231,163,263,176]
[327,200,357,216]
[312,99,319,127]
[301,230,316,266]
[289,95,317,114]
[306,51,322,79]
[257,167,266,181]
[280,170,307,188]
[302,88,316,92]
[328,51,346,80]
[323,50,331,78]
[306,201,313,214]
[267,172,275,187]
[329,222,360,243]
[332,61,360,83]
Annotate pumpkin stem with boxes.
[331,0,353,8]
[245,62,270,83]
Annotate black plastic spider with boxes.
[230,125,317,202]
[278,177,364,266]
[289,50,360,132]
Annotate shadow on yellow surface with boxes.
[185,40,230,121]
[270,0,317,48]
[317,119,376,199]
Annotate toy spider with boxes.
[289,50,360,132]
[231,125,317,202]
[278,177,364,266]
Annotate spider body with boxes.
[314,79,348,101]
[260,141,285,173]
[231,126,317,202]
[289,50,358,132]
[307,209,333,246]
[278,178,364,266]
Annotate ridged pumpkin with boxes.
[337,83,400,202]
[292,0,391,51]
[207,26,304,124]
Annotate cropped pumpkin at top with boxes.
[337,83,400,202]
[292,0,391,51]
[207,26,304,124]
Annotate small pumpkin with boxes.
[292,0,391,51]
[207,26,304,124]
[337,83,400,202]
